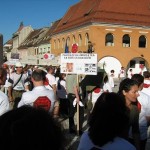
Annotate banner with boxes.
[11,53,19,59]
[61,53,97,75]
[43,53,55,60]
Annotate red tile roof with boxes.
[53,0,150,34]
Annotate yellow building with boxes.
[51,0,150,76]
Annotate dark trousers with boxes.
[68,93,84,131]
[59,98,69,116]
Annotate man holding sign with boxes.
[61,53,97,135]
[66,74,84,135]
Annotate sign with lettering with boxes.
[61,53,97,75]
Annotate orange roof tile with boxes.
[53,0,150,34]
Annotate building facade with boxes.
[50,0,150,76]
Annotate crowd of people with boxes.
[0,62,150,150]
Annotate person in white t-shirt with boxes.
[141,71,150,96]
[131,74,150,150]
[45,66,56,91]
[45,66,59,117]
[128,68,134,79]
[18,69,55,112]
[0,67,10,116]
[103,75,112,92]
[118,66,126,81]
[109,69,115,88]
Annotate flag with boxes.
[65,42,69,53]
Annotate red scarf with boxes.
[143,83,150,88]
[94,88,101,93]
[137,101,141,113]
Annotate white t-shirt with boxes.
[78,131,136,150]
[103,82,112,92]
[0,91,10,116]
[109,76,114,88]
[92,88,103,104]
[45,73,56,90]
[141,79,150,96]
[138,91,150,140]
[18,86,55,112]
[7,72,30,91]
[119,69,125,78]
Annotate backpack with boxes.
[33,96,51,111]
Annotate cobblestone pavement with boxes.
[58,113,88,150]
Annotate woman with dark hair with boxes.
[78,92,136,150]
[118,78,140,150]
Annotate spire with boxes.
[18,21,24,32]
[20,21,24,27]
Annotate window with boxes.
[85,33,89,46]
[139,61,145,66]
[40,48,42,53]
[54,40,56,49]
[78,34,82,46]
[105,33,114,46]
[139,35,146,48]
[62,38,65,49]
[48,47,50,53]
[58,39,60,49]
[130,60,136,68]
[35,48,39,55]
[72,35,76,44]
[43,48,46,54]
[122,34,130,47]
[34,48,36,55]
[67,37,70,48]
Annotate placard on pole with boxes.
[60,53,97,135]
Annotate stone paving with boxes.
[58,113,88,150]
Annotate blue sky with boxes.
[0,0,80,43]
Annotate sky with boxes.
[0,0,80,43]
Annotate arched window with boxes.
[78,34,82,46]
[34,48,37,55]
[67,37,70,47]
[122,34,130,47]
[85,33,89,46]
[62,38,65,49]
[139,35,146,48]
[54,40,56,49]
[72,35,76,44]
[105,33,114,46]
[57,39,60,49]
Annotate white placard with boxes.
[61,53,97,75]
